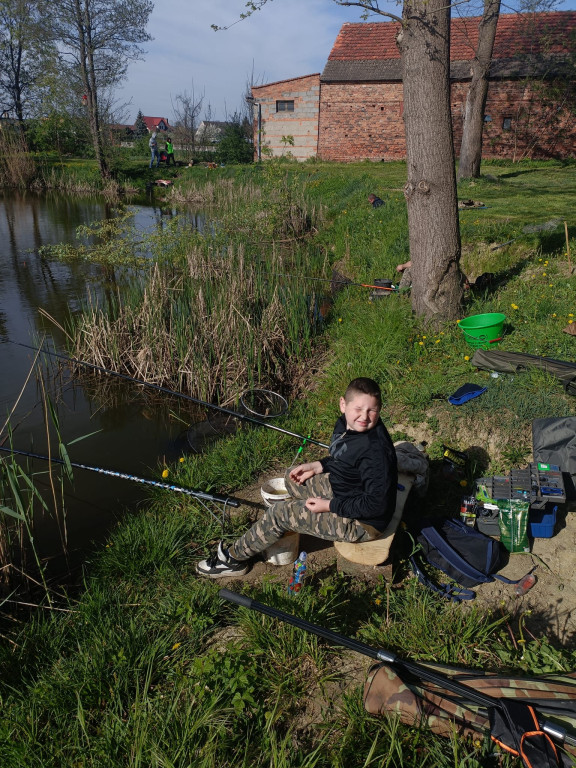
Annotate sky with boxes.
[116,0,576,125]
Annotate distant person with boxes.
[368,193,384,208]
[165,137,175,165]
[149,132,160,168]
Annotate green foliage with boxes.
[133,110,148,138]
[215,119,253,164]
[26,112,92,156]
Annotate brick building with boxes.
[251,11,576,162]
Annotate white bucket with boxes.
[265,531,300,566]
[260,477,290,507]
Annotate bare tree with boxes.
[51,0,153,178]
[171,86,204,160]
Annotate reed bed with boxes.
[67,167,325,403]
[73,245,323,403]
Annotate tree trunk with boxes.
[398,0,463,321]
[76,0,109,178]
[457,0,501,180]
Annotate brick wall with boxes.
[251,74,321,160]
[319,79,576,162]
[253,76,575,162]
[318,82,405,161]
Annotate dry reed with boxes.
[72,245,319,404]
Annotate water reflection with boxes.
[0,190,205,576]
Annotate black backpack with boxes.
[410,517,522,602]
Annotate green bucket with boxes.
[458,312,506,349]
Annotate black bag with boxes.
[410,517,519,602]
[533,416,576,500]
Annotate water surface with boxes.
[0,191,203,574]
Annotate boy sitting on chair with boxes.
[196,377,398,578]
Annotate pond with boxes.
[0,190,205,577]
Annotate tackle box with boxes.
[475,463,565,509]
[474,464,564,539]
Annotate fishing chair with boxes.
[334,471,414,566]
[334,441,428,566]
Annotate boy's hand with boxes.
[289,461,323,485]
[305,497,331,513]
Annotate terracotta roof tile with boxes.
[327,11,576,63]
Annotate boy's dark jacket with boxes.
[320,415,397,531]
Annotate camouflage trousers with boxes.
[230,470,378,561]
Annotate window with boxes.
[276,100,294,113]
[502,117,512,131]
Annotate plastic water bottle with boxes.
[515,572,537,596]
[288,552,307,594]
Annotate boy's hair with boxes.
[344,377,382,407]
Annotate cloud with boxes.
[116,0,379,122]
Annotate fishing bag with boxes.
[410,517,519,601]
[363,663,576,766]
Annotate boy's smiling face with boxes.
[339,393,381,432]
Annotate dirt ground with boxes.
[224,473,576,647]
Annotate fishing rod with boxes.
[0,446,241,508]
[9,341,329,449]
[220,590,576,756]
[267,270,398,292]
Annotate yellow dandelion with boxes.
[338,317,342,323]
[179,457,185,463]
[435,339,440,344]
[460,480,468,487]
[543,272,547,277]
[464,355,470,361]
[375,598,382,606]
[570,320,574,325]
[511,303,519,310]
[172,642,181,650]
[549,284,553,287]
[162,469,169,478]
[419,341,424,346]
[422,335,426,339]
[569,314,574,317]
[553,313,557,317]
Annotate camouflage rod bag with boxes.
[364,662,576,765]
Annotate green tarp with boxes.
[471,349,576,396]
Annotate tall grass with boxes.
[72,245,323,403]
[0,125,36,187]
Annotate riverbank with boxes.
[1,159,576,767]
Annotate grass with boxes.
[1,157,576,766]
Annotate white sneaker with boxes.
[196,542,249,579]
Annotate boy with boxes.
[196,377,398,578]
